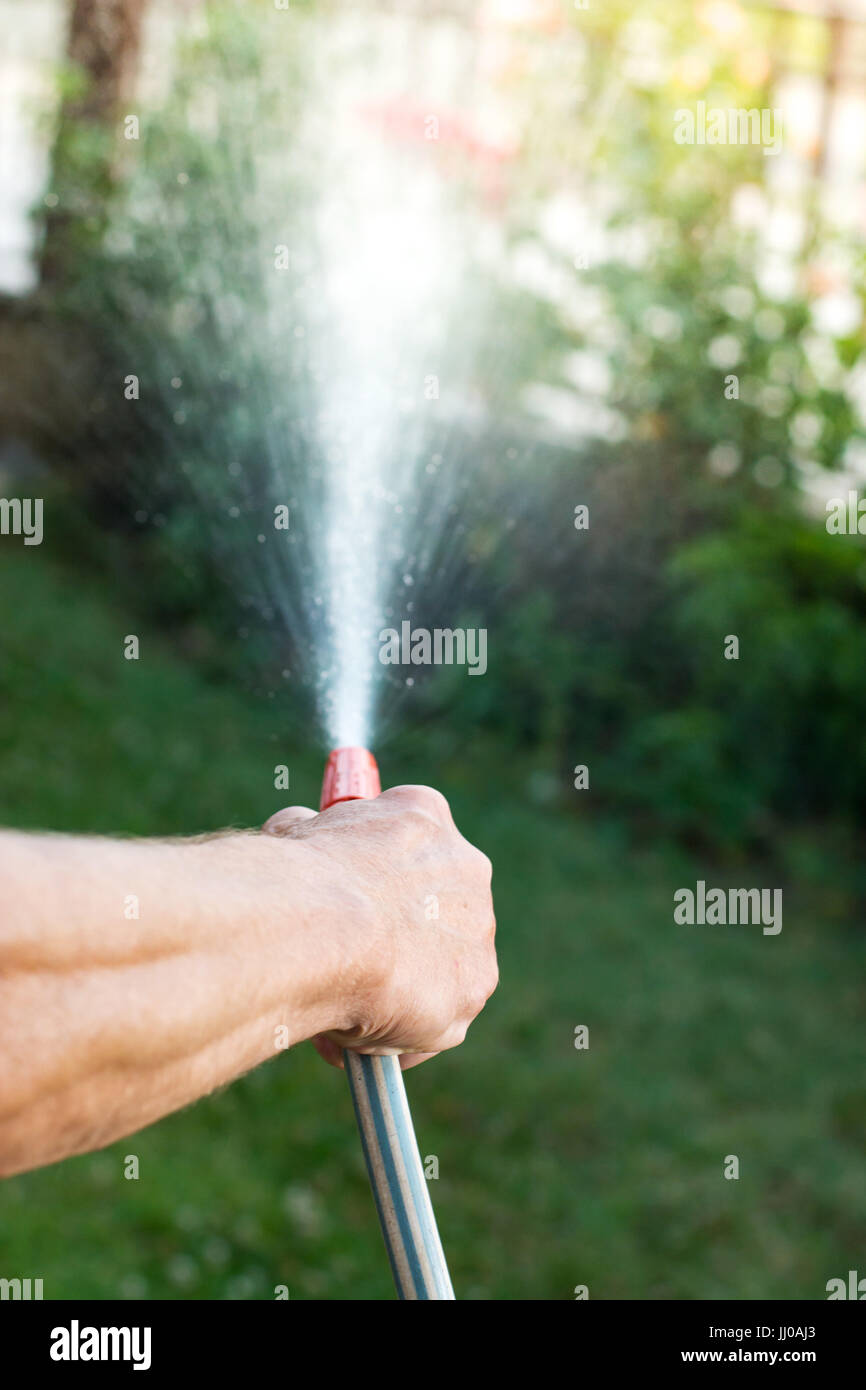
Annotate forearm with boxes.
[0,829,366,1176]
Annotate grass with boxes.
[0,542,865,1300]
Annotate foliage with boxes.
[26,0,866,852]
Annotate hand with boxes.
[263,786,497,1070]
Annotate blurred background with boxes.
[1,0,865,1300]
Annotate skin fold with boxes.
[0,784,497,1178]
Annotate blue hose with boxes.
[345,1052,454,1299]
[319,747,455,1299]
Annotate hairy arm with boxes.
[0,786,497,1177]
[0,828,367,1176]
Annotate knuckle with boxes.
[262,806,317,835]
[473,976,497,1014]
[470,952,498,1012]
[484,961,499,1001]
[464,844,492,883]
[441,1021,468,1050]
[385,784,451,821]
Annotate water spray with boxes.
[319,746,455,1301]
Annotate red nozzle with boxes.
[320,747,381,811]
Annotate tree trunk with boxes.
[39,0,149,285]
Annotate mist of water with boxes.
[308,131,463,748]
[39,8,526,756]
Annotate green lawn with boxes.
[1,544,864,1300]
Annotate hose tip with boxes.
[320,746,381,810]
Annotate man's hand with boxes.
[0,784,496,1175]
[264,785,498,1071]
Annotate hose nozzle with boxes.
[319,746,381,810]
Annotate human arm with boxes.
[0,785,496,1177]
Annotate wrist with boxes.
[247,831,382,1042]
